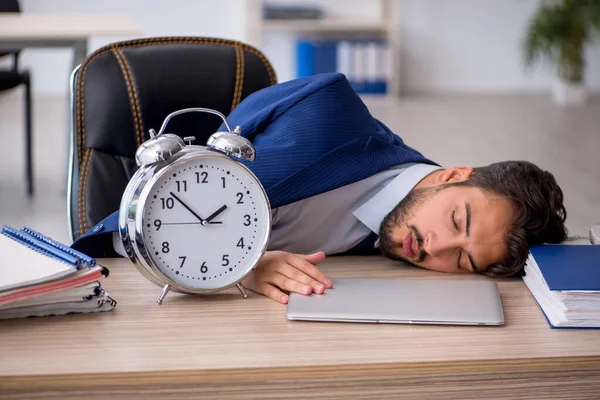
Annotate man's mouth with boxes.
[402,232,419,259]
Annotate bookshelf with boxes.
[246,0,401,100]
[262,18,388,33]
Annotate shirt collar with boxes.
[352,163,442,235]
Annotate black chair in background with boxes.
[0,0,33,196]
[68,37,276,245]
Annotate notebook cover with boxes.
[529,245,600,291]
[0,233,77,292]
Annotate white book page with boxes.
[0,234,76,292]
[0,282,100,310]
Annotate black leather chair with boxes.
[0,0,33,196]
[68,36,277,243]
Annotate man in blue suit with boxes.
[73,73,568,304]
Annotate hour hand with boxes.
[169,192,206,225]
[205,205,227,224]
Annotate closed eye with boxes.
[451,210,459,231]
[452,211,463,270]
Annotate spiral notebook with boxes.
[0,225,116,319]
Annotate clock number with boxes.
[178,256,186,268]
[236,192,244,204]
[237,238,245,249]
[221,177,226,188]
[154,219,162,230]
[243,215,251,226]
[196,171,208,184]
[200,262,208,274]
[162,242,170,253]
[222,255,230,266]
[160,197,174,209]
[176,180,187,192]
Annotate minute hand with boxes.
[205,205,227,223]
[169,192,206,225]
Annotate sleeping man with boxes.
[73,73,568,303]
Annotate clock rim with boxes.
[122,148,272,295]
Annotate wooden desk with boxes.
[1,256,600,399]
[0,14,143,76]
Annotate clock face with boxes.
[140,153,271,291]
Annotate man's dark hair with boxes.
[454,161,568,277]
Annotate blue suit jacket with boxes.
[72,73,438,256]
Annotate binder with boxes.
[523,244,600,329]
[315,40,337,75]
[337,40,353,80]
[296,39,316,78]
[351,41,367,93]
[365,41,379,94]
[529,245,600,290]
[0,225,115,319]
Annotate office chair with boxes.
[68,36,277,243]
[0,0,33,196]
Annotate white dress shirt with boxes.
[267,163,441,255]
[113,163,441,257]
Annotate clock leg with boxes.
[157,284,172,304]
[236,283,248,299]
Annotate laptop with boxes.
[285,278,505,326]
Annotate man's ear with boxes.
[434,166,474,184]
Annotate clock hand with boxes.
[160,222,204,226]
[160,221,222,226]
[160,221,223,226]
[169,192,206,225]
[205,205,228,223]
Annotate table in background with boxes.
[0,14,143,191]
[1,256,599,399]
[0,14,142,72]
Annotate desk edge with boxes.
[2,355,600,391]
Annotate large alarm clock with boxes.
[119,108,271,304]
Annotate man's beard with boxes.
[378,186,441,263]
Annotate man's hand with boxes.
[242,251,332,304]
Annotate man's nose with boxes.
[423,232,465,257]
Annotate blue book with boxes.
[296,39,316,78]
[523,244,600,329]
[314,40,337,75]
[530,245,600,290]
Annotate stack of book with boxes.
[523,244,600,329]
[0,225,116,319]
[296,39,390,94]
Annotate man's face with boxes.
[378,168,512,274]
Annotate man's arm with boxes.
[242,251,332,304]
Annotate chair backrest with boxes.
[0,0,20,12]
[68,37,277,241]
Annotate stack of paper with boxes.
[523,244,600,329]
[0,225,116,319]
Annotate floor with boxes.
[0,91,598,248]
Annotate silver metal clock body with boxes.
[118,108,271,303]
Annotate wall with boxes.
[11,0,600,96]
[399,0,600,93]
[16,0,250,96]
